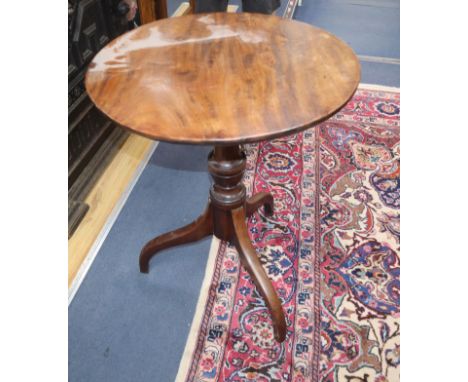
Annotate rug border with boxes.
[174,84,400,381]
[175,237,222,382]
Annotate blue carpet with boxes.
[70,2,399,380]
[294,0,400,58]
[69,143,214,382]
[294,0,400,87]
[167,0,184,16]
[360,60,400,87]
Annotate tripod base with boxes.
[139,146,287,342]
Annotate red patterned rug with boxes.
[176,85,400,382]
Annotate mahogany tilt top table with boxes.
[85,12,360,343]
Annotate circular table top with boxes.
[85,13,360,145]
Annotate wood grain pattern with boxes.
[155,0,168,19]
[232,206,286,342]
[85,13,360,145]
[138,0,168,23]
[138,144,288,341]
[137,0,156,24]
[69,4,239,290]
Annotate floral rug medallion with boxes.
[177,86,400,382]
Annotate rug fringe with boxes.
[175,237,221,382]
[359,83,400,92]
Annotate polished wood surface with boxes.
[232,206,286,342]
[245,192,273,217]
[84,13,360,343]
[139,145,287,341]
[69,5,240,291]
[137,0,168,24]
[140,203,213,273]
[85,12,360,145]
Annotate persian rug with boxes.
[176,85,400,382]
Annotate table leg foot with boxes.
[246,192,274,217]
[231,206,287,343]
[139,203,213,273]
[139,146,286,342]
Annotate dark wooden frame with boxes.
[68,0,131,237]
[137,0,168,23]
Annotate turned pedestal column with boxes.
[139,145,286,342]
[85,13,360,344]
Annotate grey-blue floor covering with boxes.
[69,1,400,381]
[294,0,400,87]
[69,144,213,382]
